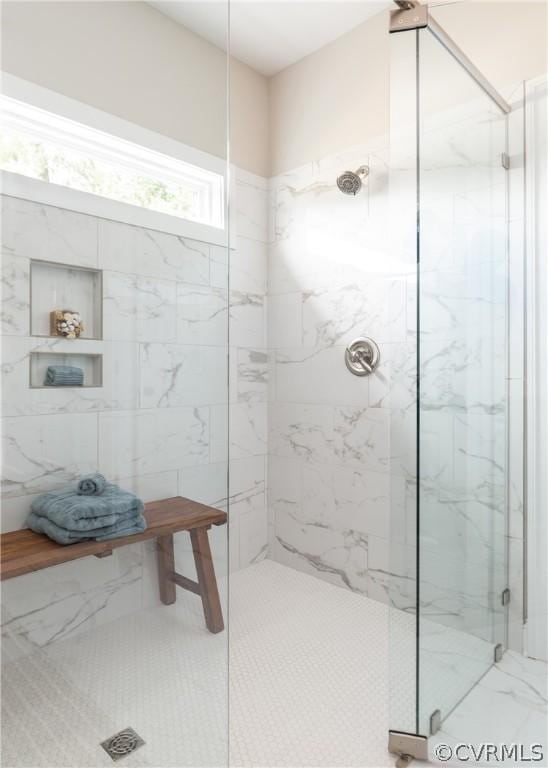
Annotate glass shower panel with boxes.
[0,3,230,766]
[417,28,508,734]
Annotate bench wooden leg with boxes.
[157,535,176,605]
[190,527,224,634]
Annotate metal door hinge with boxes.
[389,3,428,32]
[501,588,511,606]
[388,732,428,764]
[501,153,510,170]
[430,709,441,736]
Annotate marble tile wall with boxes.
[0,169,269,650]
[266,142,414,599]
[266,111,524,661]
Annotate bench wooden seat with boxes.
[0,496,227,633]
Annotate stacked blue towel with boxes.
[26,473,147,545]
[45,365,84,386]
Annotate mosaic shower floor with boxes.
[1,560,546,767]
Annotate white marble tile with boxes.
[178,462,228,509]
[2,412,98,498]
[115,470,179,504]
[176,284,228,346]
[229,402,267,459]
[103,271,177,342]
[268,293,302,348]
[230,347,268,403]
[230,455,267,568]
[368,340,416,411]
[2,196,98,268]
[274,346,370,407]
[333,406,391,473]
[98,407,209,478]
[2,337,140,416]
[140,342,227,408]
[1,252,30,336]
[302,278,406,350]
[269,402,334,465]
[273,502,369,594]
[0,545,142,650]
[209,244,229,289]
[0,493,40,532]
[98,219,210,285]
[230,290,265,348]
[433,650,547,757]
[228,237,267,294]
[235,171,269,243]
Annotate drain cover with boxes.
[101,728,145,761]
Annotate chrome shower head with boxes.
[336,165,369,195]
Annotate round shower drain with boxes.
[101,727,145,761]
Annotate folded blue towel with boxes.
[31,483,144,531]
[45,365,84,386]
[26,510,147,545]
[77,472,107,496]
[30,485,144,531]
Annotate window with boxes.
[0,95,224,229]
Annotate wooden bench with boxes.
[0,496,227,634]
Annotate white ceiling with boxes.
[150,1,391,76]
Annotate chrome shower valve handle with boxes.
[345,337,380,376]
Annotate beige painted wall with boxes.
[2,1,546,178]
[270,1,548,175]
[1,1,270,177]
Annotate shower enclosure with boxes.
[388,2,516,756]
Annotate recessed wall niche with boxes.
[30,352,103,388]
[30,260,103,339]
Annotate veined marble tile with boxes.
[210,402,266,463]
[1,196,98,268]
[140,342,227,408]
[333,406,391,473]
[2,337,140,416]
[273,506,369,594]
[235,171,269,243]
[115,469,179,504]
[268,455,395,542]
[269,402,335,465]
[230,290,265,348]
[176,284,228,346]
[302,278,406,350]
[416,261,506,342]
[227,238,267,295]
[2,412,98,499]
[229,402,267,459]
[0,545,142,650]
[209,244,229,290]
[368,340,416,411]
[268,293,302,348]
[1,252,29,336]
[419,334,505,416]
[179,462,228,510]
[452,412,505,502]
[275,346,369,407]
[230,347,268,404]
[230,455,267,569]
[434,649,547,757]
[98,407,209,478]
[103,271,177,342]
[98,219,210,285]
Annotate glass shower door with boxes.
[417,27,509,734]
